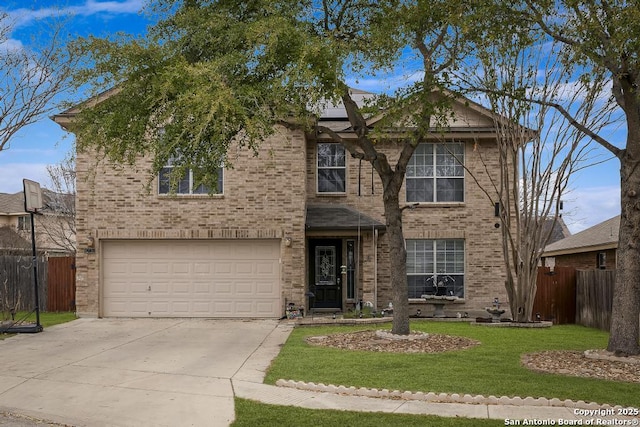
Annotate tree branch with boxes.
[315,124,371,160]
[540,97,622,158]
[466,84,622,158]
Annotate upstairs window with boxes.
[406,142,464,202]
[18,215,31,231]
[158,156,223,195]
[317,143,346,193]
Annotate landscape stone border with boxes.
[374,330,430,340]
[274,379,620,411]
[584,349,640,365]
[470,321,553,328]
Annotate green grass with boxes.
[23,311,77,327]
[265,320,640,407]
[1,311,77,339]
[232,398,503,427]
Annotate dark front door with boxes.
[309,239,342,310]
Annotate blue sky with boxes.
[0,0,623,233]
[0,0,150,194]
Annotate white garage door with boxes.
[102,240,281,318]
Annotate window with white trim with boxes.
[18,215,31,231]
[158,156,223,195]
[406,142,464,202]
[317,143,346,193]
[406,239,465,298]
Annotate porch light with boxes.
[284,237,292,247]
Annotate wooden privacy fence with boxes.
[534,267,616,330]
[576,269,615,331]
[0,255,75,313]
[0,254,47,312]
[47,256,76,312]
[533,266,576,324]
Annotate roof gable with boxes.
[318,89,508,135]
[541,216,572,245]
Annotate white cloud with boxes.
[345,56,426,95]
[561,185,621,233]
[0,162,51,194]
[5,0,145,28]
[84,0,146,14]
[0,38,23,53]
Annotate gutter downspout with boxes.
[374,228,378,311]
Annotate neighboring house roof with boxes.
[306,204,385,232]
[0,192,26,214]
[42,190,75,215]
[0,191,74,215]
[543,215,619,257]
[541,216,571,245]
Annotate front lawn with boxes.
[265,320,639,408]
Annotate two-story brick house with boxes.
[53,89,508,319]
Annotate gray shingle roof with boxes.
[306,204,385,232]
[541,217,571,245]
[0,192,26,214]
[543,215,619,256]
[0,190,74,215]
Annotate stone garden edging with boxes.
[274,379,620,411]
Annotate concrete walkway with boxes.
[1,318,636,426]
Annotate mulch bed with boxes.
[305,330,480,353]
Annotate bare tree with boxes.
[0,11,75,152]
[40,154,76,254]
[0,226,30,321]
[462,39,612,322]
[516,0,640,356]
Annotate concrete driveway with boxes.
[0,318,292,427]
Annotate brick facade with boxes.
[304,137,508,317]
[548,249,617,270]
[75,127,308,316]
[69,98,509,319]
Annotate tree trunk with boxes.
[511,274,537,323]
[607,147,640,355]
[335,87,414,336]
[502,219,537,323]
[384,190,410,335]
